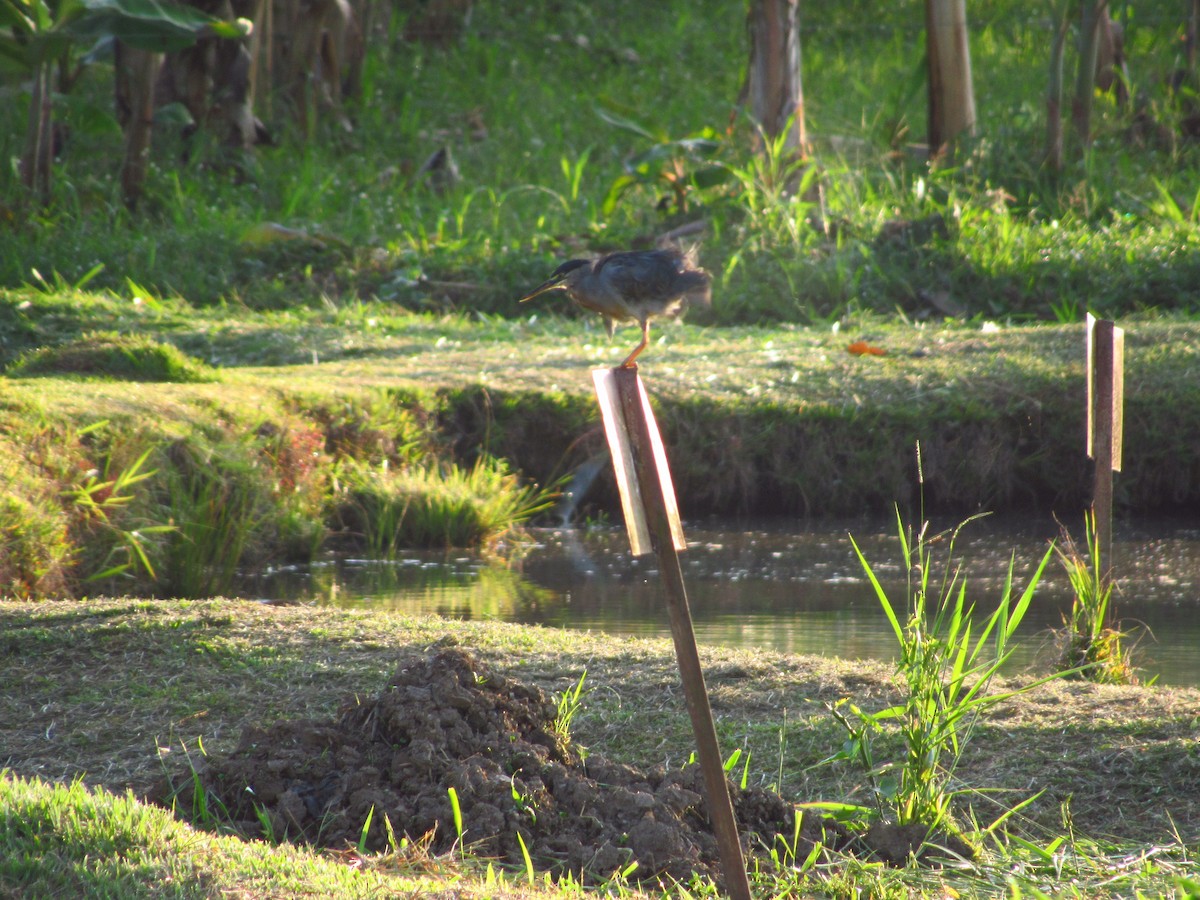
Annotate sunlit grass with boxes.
[0,769,522,898]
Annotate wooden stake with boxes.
[1086,314,1124,593]
[592,370,685,556]
[592,367,750,900]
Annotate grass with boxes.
[5,333,218,383]
[0,768,530,898]
[0,598,1197,897]
[0,297,1197,598]
[0,350,564,598]
[331,454,558,554]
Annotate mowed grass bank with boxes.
[1,598,1197,898]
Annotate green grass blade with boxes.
[850,534,904,646]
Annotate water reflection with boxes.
[247,516,1200,687]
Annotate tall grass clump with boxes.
[1,418,175,597]
[1053,512,1138,684]
[158,419,338,597]
[159,438,272,598]
[0,489,72,598]
[332,456,556,553]
[830,503,1059,846]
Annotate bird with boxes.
[518,247,711,368]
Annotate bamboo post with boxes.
[592,366,751,900]
[1086,314,1124,594]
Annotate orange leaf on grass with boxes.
[847,340,886,357]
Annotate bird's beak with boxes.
[518,276,565,303]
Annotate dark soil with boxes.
[166,646,969,884]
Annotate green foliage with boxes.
[550,670,588,752]
[66,0,250,53]
[62,441,174,584]
[834,505,1059,837]
[596,100,729,216]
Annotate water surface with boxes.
[251,515,1200,687]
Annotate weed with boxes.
[447,786,463,851]
[515,829,535,886]
[723,746,752,790]
[356,805,375,855]
[550,670,588,751]
[767,809,821,873]
[170,737,231,832]
[597,102,729,216]
[832,499,1061,839]
[1053,512,1139,684]
[63,443,174,586]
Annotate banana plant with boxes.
[595,100,730,216]
[1,0,250,205]
[1,1,86,202]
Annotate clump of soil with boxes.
[168,647,963,883]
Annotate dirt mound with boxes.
[171,646,855,883]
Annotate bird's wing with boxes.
[594,251,690,305]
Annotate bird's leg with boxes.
[620,321,651,368]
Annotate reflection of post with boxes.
[592,367,751,900]
[1086,314,1124,594]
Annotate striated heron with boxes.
[519,247,711,368]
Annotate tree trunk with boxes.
[117,44,164,209]
[1093,6,1128,108]
[19,61,54,205]
[1045,2,1072,172]
[1072,1,1108,149]
[744,0,807,154]
[925,0,976,159]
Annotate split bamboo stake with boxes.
[592,366,751,900]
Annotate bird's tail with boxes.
[681,273,712,307]
[677,244,712,307]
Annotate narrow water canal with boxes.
[252,515,1200,687]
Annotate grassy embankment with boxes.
[2,289,1198,599]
